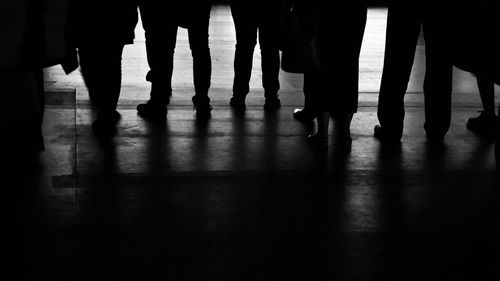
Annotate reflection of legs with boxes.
[139,2,177,105]
[376,5,421,140]
[79,44,124,136]
[230,3,257,107]
[422,18,453,140]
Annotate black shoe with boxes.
[92,110,121,138]
[263,97,281,111]
[373,125,402,142]
[466,111,498,136]
[194,103,213,120]
[137,100,167,120]
[229,96,246,110]
[306,133,328,148]
[293,108,316,123]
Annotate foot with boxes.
[137,100,167,120]
[229,96,246,110]
[194,103,213,120]
[263,97,281,111]
[293,108,316,123]
[92,110,121,138]
[373,125,402,142]
[466,111,498,136]
[306,133,328,148]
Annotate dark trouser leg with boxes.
[377,5,422,136]
[139,2,177,105]
[303,72,320,113]
[476,76,496,116]
[79,44,125,113]
[230,3,257,98]
[258,6,281,99]
[188,11,212,105]
[422,18,453,139]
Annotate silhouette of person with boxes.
[450,0,498,136]
[374,1,454,143]
[1,0,76,151]
[228,0,283,111]
[304,1,368,151]
[137,1,213,120]
[70,0,138,137]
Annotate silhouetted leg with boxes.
[377,5,422,138]
[79,44,124,137]
[79,44,124,113]
[188,12,212,106]
[230,3,258,98]
[466,76,497,135]
[476,76,496,116]
[139,2,177,105]
[258,5,281,100]
[303,72,320,113]
[422,18,453,140]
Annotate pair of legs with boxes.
[79,44,125,137]
[229,1,281,110]
[307,3,367,150]
[138,2,212,118]
[376,3,453,142]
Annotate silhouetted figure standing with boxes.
[71,0,138,137]
[451,0,499,136]
[374,1,453,143]
[137,1,213,120]
[228,0,282,111]
[305,1,367,151]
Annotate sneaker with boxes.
[263,97,281,111]
[466,111,498,136]
[137,100,167,120]
[229,96,246,110]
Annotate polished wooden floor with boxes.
[14,6,500,281]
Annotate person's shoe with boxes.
[306,133,328,148]
[137,100,167,120]
[194,103,213,120]
[466,111,498,136]
[229,96,246,110]
[293,108,316,123]
[373,125,402,142]
[263,97,281,111]
[92,110,121,138]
